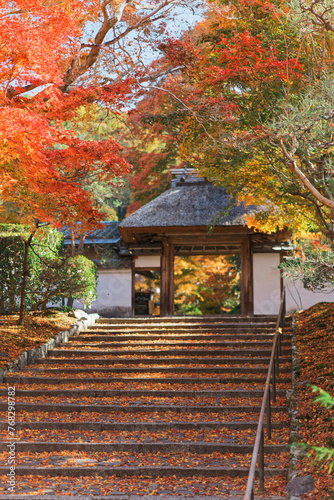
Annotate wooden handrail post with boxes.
[272,362,276,403]
[258,428,265,493]
[266,388,271,440]
[276,341,280,377]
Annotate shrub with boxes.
[0,224,97,312]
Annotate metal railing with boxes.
[243,290,286,500]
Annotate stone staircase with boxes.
[0,316,292,499]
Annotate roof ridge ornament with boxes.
[170,167,205,187]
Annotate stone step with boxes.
[1,378,289,390]
[91,322,291,328]
[65,341,292,349]
[36,356,292,365]
[87,323,276,335]
[89,320,281,326]
[0,420,288,431]
[0,446,288,468]
[0,387,288,397]
[0,428,288,447]
[0,408,288,425]
[47,348,292,357]
[0,465,288,478]
[19,365,292,374]
[95,316,286,324]
[91,322,291,329]
[0,411,288,428]
[71,333,292,341]
[0,370,289,384]
[0,441,287,453]
[96,315,275,320]
[0,402,288,413]
[0,494,286,500]
[0,395,288,409]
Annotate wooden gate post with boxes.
[131,256,136,317]
[160,238,174,316]
[241,236,254,316]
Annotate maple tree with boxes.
[63,105,132,220]
[121,92,183,214]
[174,255,240,315]
[0,0,201,321]
[127,0,334,240]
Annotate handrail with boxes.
[243,290,286,500]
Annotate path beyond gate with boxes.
[0,316,292,499]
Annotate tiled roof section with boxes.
[62,221,121,244]
[120,183,266,229]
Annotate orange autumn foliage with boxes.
[0,0,134,230]
[174,255,241,315]
[294,303,334,499]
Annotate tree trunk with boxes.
[18,229,37,325]
[66,229,80,307]
[78,234,86,254]
[70,229,76,257]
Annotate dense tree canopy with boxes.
[174,255,241,315]
[0,0,202,321]
[0,0,199,230]
[125,0,334,240]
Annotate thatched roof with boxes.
[120,182,265,230]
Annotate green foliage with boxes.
[26,226,64,309]
[87,178,131,221]
[0,230,25,314]
[311,385,334,409]
[60,256,97,306]
[280,239,334,292]
[0,224,97,312]
[307,386,334,473]
[28,255,97,309]
[309,445,334,473]
[177,302,202,316]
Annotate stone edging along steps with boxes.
[0,312,99,383]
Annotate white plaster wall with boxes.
[73,269,132,316]
[253,253,281,315]
[135,255,161,268]
[285,280,334,314]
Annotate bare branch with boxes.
[298,0,334,32]
[63,0,180,90]
[279,138,334,210]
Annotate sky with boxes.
[85,1,204,67]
